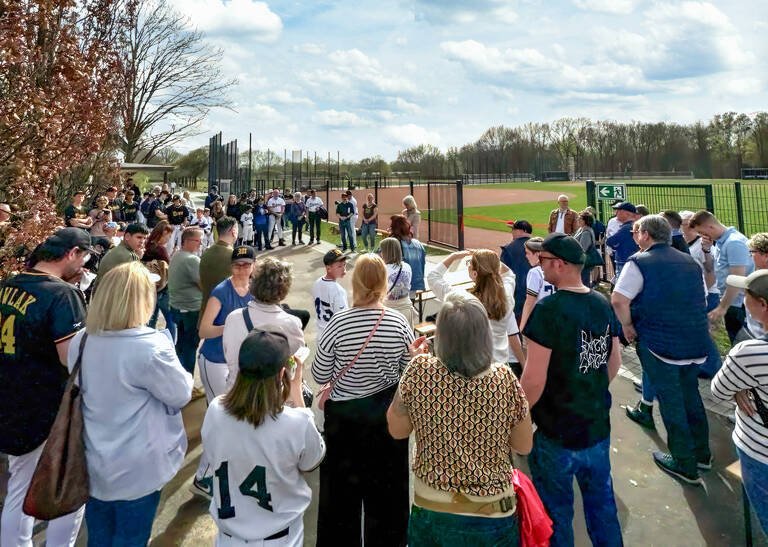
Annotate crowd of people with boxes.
[0,182,766,547]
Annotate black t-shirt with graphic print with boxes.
[120,200,139,223]
[0,271,86,455]
[64,205,89,227]
[522,289,619,449]
[166,204,189,225]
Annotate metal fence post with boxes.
[427,182,431,244]
[704,184,714,213]
[456,180,464,251]
[586,179,596,210]
[734,181,746,234]
[409,180,414,196]
[374,178,378,204]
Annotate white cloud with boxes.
[383,124,441,147]
[262,91,314,106]
[409,0,517,25]
[393,97,422,114]
[292,43,324,55]
[395,37,408,46]
[175,0,282,41]
[312,109,368,127]
[573,0,640,15]
[725,78,763,96]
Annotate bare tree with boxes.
[118,0,236,163]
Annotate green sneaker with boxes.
[626,400,655,429]
[653,452,703,486]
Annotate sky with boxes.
[166,0,768,162]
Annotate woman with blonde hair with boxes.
[312,253,423,546]
[68,261,192,546]
[402,195,421,239]
[88,196,111,237]
[380,237,416,326]
[428,248,525,371]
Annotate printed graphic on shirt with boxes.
[579,326,610,374]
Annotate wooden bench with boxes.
[414,322,437,338]
[725,460,754,547]
[413,280,474,322]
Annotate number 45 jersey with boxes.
[201,396,325,545]
[312,277,348,336]
[0,271,86,456]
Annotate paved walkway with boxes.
[2,240,767,546]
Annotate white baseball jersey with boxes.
[202,397,325,545]
[526,266,555,302]
[267,197,285,215]
[312,277,348,334]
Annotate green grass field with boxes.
[431,179,767,237]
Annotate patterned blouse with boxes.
[399,354,528,496]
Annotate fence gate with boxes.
[587,180,714,226]
[427,181,464,250]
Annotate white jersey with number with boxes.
[312,277,348,334]
[202,397,325,545]
[526,266,556,301]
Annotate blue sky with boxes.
[168,0,768,161]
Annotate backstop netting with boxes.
[427,181,464,250]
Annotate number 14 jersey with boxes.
[201,396,325,544]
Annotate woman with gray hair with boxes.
[221,257,307,389]
[380,237,416,326]
[387,291,533,545]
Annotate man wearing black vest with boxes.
[500,220,532,325]
[612,214,711,486]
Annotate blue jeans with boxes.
[408,506,519,547]
[148,287,176,341]
[637,343,710,470]
[85,490,161,547]
[171,308,200,375]
[339,219,355,250]
[254,223,268,249]
[737,446,768,534]
[528,433,622,547]
[361,222,377,249]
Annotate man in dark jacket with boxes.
[661,210,690,254]
[612,214,711,486]
[605,201,639,281]
[500,219,532,323]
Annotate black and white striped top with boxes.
[312,307,414,401]
[711,339,768,465]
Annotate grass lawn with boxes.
[429,179,767,238]
[318,222,449,255]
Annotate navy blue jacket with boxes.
[501,236,531,317]
[629,243,709,360]
[606,221,638,265]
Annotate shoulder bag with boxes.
[316,310,386,411]
[23,333,90,520]
[387,266,403,296]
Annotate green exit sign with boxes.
[597,183,627,201]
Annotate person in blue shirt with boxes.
[605,201,639,282]
[391,214,425,298]
[252,196,270,251]
[204,185,221,210]
[500,220,532,323]
[689,210,754,343]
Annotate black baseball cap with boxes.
[323,249,347,266]
[232,245,256,263]
[612,201,637,213]
[43,227,95,252]
[506,219,533,234]
[238,330,291,379]
[526,232,585,264]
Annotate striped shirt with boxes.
[311,307,414,401]
[711,339,768,465]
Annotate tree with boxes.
[174,146,208,178]
[118,0,236,163]
[0,0,122,275]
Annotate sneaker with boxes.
[278,240,286,247]
[315,240,321,245]
[626,400,655,429]
[697,455,714,471]
[189,476,213,500]
[633,380,642,393]
[653,452,703,486]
